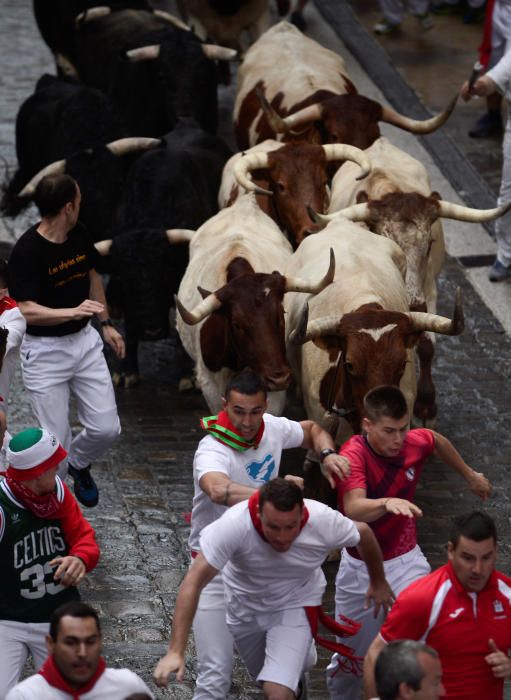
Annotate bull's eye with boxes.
[330,133,338,142]
[344,361,354,374]
[278,183,286,193]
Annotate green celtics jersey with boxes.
[0,478,79,623]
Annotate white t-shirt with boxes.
[188,413,304,551]
[200,498,360,624]
[5,667,154,699]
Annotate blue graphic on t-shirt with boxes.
[246,453,276,483]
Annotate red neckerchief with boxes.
[248,492,363,675]
[39,654,106,699]
[0,296,18,313]
[201,410,265,451]
[248,490,309,542]
[6,476,62,518]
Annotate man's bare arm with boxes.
[18,299,104,326]
[363,634,387,698]
[344,488,422,523]
[153,554,218,686]
[355,522,395,617]
[200,472,256,507]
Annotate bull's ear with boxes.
[312,334,343,351]
[356,191,369,203]
[200,313,232,372]
[198,286,212,299]
[404,330,423,348]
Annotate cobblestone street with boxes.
[2,1,511,698]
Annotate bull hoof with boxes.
[125,373,140,389]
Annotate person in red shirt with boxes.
[326,385,491,700]
[364,511,511,700]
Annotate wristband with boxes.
[319,448,336,463]
[100,319,114,327]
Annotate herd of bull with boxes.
[2,1,510,455]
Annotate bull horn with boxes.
[381,94,458,134]
[289,302,340,345]
[202,45,237,61]
[256,86,322,134]
[322,145,371,181]
[55,53,80,79]
[233,153,272,196]
[319,202,371,225]
[165,229,195,243]
[175,292,222,325]
[95,240,113,256]
[75,6,110,23]
[18,159,67,198]
[437,199,511,223]
[153,9,191,31]
[407,287,464,335]
[126,45,160,61]
[105,137,161,156]
[285,248,335,294]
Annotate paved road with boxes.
[1,1,511,698]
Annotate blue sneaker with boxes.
[488,259,511,282]
[68,464,99,507]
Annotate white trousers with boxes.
[496,115,511,266]
[326,545,431,700]
[229,607,316,693]
[0,620,49,697]
[192,574,234,700]
[21,324,120,474]
[377,0,429,25]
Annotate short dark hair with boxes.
[123,695,153,700]
[375,640,438,700]
[259,477,303,512]
[449,511,497,547]
[363,385,408,423]
[224,369,267,400]
[49,601,101,641]
[34,174,78,218]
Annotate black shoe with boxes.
[431,1,463,14]
[469,111,503,138]
[68,464,99,507]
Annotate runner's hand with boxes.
[321,454,350,488]
[485,639,511,678]
[384,498,422,518]
[154,651,186,686]
[284,474,304,490]
[468,471,491,500]
[72,300,104,320]
[102,324,125,358]
[365,578,395,618]
[50,556,86,586]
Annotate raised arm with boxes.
[153,554,219,687]
[432,431,491,500]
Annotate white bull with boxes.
[284,217,463,445]
[176,193,335,414]
[318,136,510,423]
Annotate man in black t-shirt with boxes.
[8,174,125,507]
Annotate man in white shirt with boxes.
[6,601,154,699]
[187,369,351,699]
[154,478,393,700]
